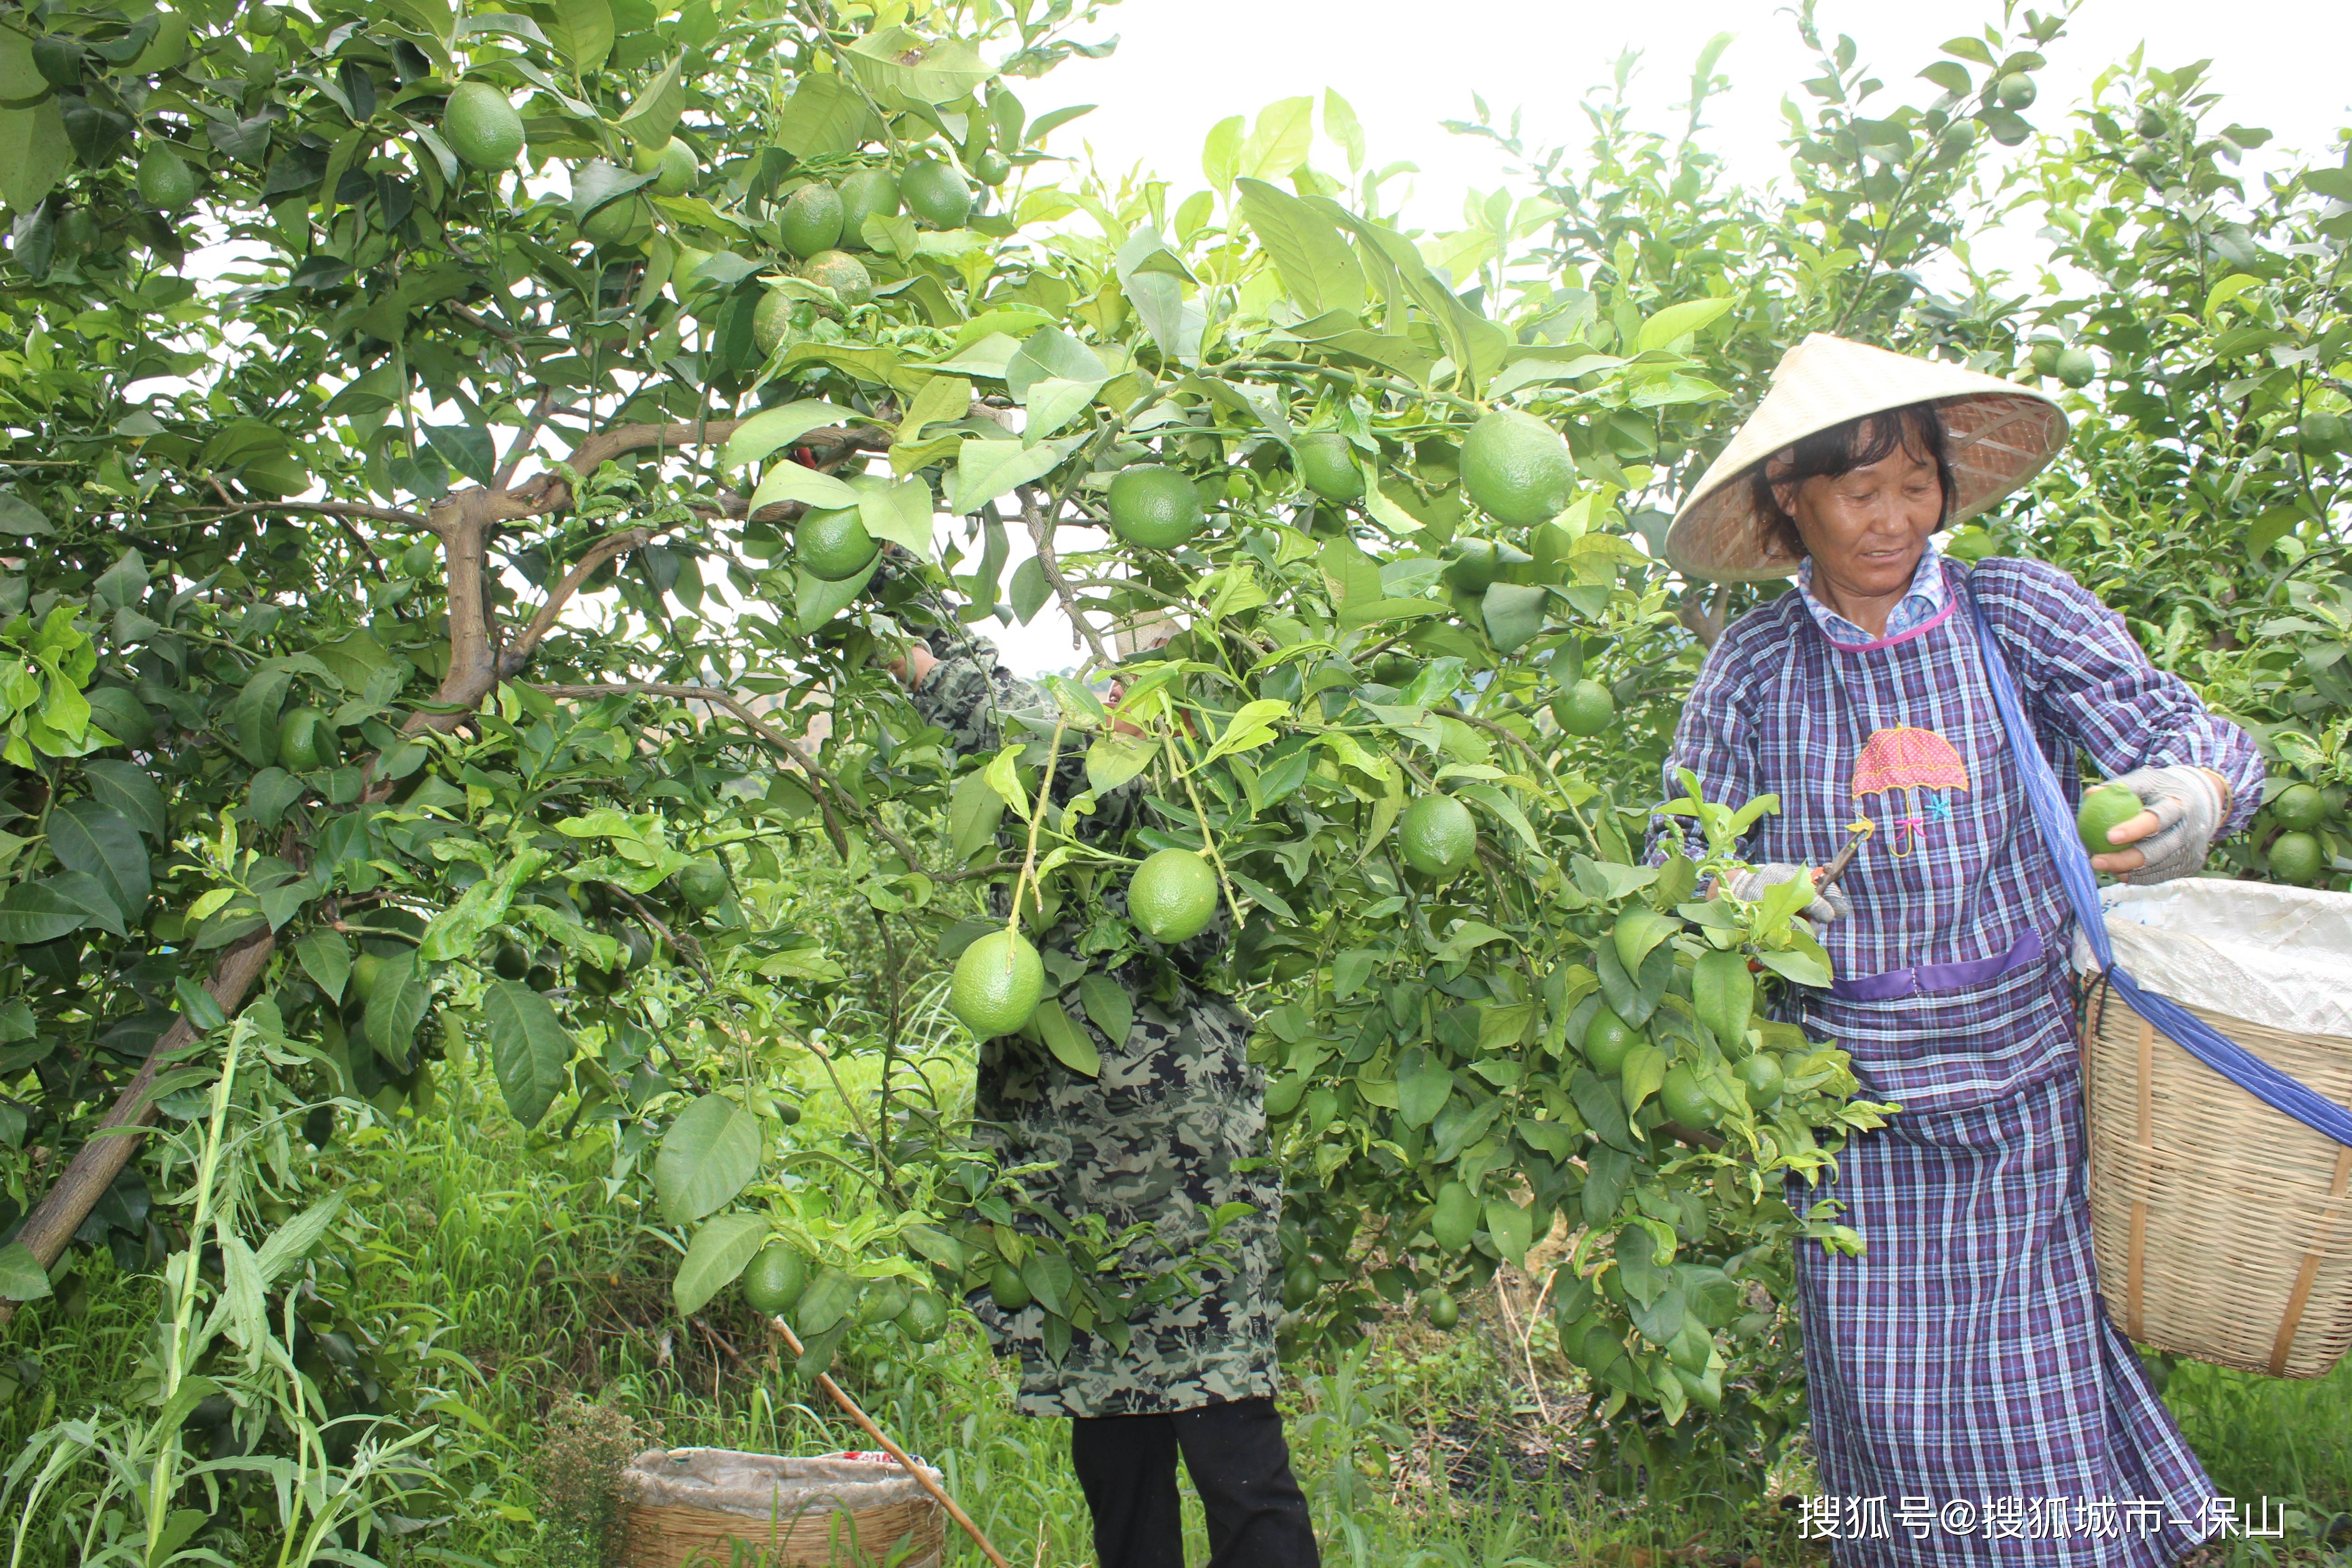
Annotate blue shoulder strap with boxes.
[1965,572,2352,1150]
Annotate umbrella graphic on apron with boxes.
[1852,725,1971,857]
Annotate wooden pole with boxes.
[764,1315,1013,1568]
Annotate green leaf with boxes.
[1431,920,1509,963]
[1396,1045,1452,1127]
[0,883,88,945]
[721,400,857,469]
[0,97,72,215]
[1756,946,1833,989]
[47,799,148,921]
[1612,909,1681,975]
[1692,947,1754,1048]
[746,458,861,515]
[252,1195,343,1285]
[1034,998,1101,1076]
[673,1212,769,1315]
[296,929,350,1003]
[482,978,571,1128]
[1480,583,1549,652]
[1239,96,1315,180]
[653,1093,764,1225]
[0,1240,50,1301]
[856,476,937,556]
[1084,731,1155,794]
[774,74,881,159]
[617,53,688,148]
[1636,299,1734,352]
[793,559,879,634]
[1078,974,1133,1048]
[1201,699,1289,764]
[364,950,432,1070]
[948,768,1008,862]
[1621,1044,1668,1114]
[1235,177,1366,314]
[543,0,615,69]
[1485,1197,1535,1265]
[950,435,1075,513]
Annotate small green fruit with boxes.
[1281,1263,1318,1311]
[1128,849,1219,944]
[2029,339,2063,377]
[580,195,653,249]
[638,136,696,196]
[988,1261,1032,1312]
[1106,465,1205,550]
[796,507,878,580]
[837,168,902,245]
[743,1245,807,1316]
[1426,1291,1461,1331]
[2273,783,2328,831]
[678,858,728,908]
[1735,1050,1785,1108]
[858,1275,911,1325]
[444,82,524,171]
[136,146,197,210]
[950,929,1044,1038]
[1659,1063,1722,1130]
[1583,1009,1639,1076]
[752,288,795,358]
[1398,795,1477,881]
[1995,72,2038,111]
[2077,782,2143,858]
[1552,678,1616,737]
[2269,831,2326,887]
[972,149,1012,186]
[901,157,972,228]
[801,249,872,309]
[898,1290,949,1343]
[1294,431,1364,501]
[2054,347,2097,388]
[351,951,385,1001]
[1460,409,1575,527]
[277,707,333,772]
[669,244,714,296]
[780,182,846,258]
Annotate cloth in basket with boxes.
[618,1447,946,1568]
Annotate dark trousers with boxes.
[1069,1396,1321,1568]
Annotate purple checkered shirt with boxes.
[1651,554,2262,1114]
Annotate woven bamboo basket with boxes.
[616,1449,946,1568]
[2081,985,2352,1378]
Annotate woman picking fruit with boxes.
[885,604,1320,1568]
[1651,333,2263,1566]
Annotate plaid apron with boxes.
[1656,557,2262,1564]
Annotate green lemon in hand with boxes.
[2078,782,2143,858]
[2273,783,2327,831]
[950,929,1044,1038]
[1583,1009,1639,1076]
[1398,795,1477,880]
[742,1244,807,1316]
[1129,848,1219,943]
[1107,465,1205,549]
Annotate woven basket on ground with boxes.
[616,1449,946,1568]
[2081,985,2352,1378]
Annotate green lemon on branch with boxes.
[1583,1009,1639,1076]
[1294,432,1363,501]
[1461,409,1575,527]
[950,929,1044,1038]
[1552,678,1616,737]
[742,1244,807,1316]
[1426,1292,1461,1331]
[898,1290,949,1343]
[1430,1181,1480,1253]
[1107,465,1205,549]
[988,1261,1032,1312]
[1129,849,1219,943]
[781,182,845,257]
[136,146,196,210]
[443,82,523,170]
[2273,783,2327,831]
[837,168,901,245]
[1735,1050,1785,1108]
[797,507,878,580]
[1659,1063,1722,1130]
[1398,795,1477,880]
[2269,831,2325,886]
[802,250,872,309]
[901,157,972,228]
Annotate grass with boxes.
[5,1036,2349,1566]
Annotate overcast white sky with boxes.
[970,0,2351,674]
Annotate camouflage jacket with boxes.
[908,630,1280,1419]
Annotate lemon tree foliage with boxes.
[0,0,2345,1548]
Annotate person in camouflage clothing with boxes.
[889,612,1320,1568]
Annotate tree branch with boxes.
[1013,487,1117,671]
[497,527,653,676]
[173,500,440,537]
[495,389,556,490]
[534,682,931,874]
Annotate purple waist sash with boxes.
[1827,927,2047,1003]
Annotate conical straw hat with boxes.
[1663,333,2068,582]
